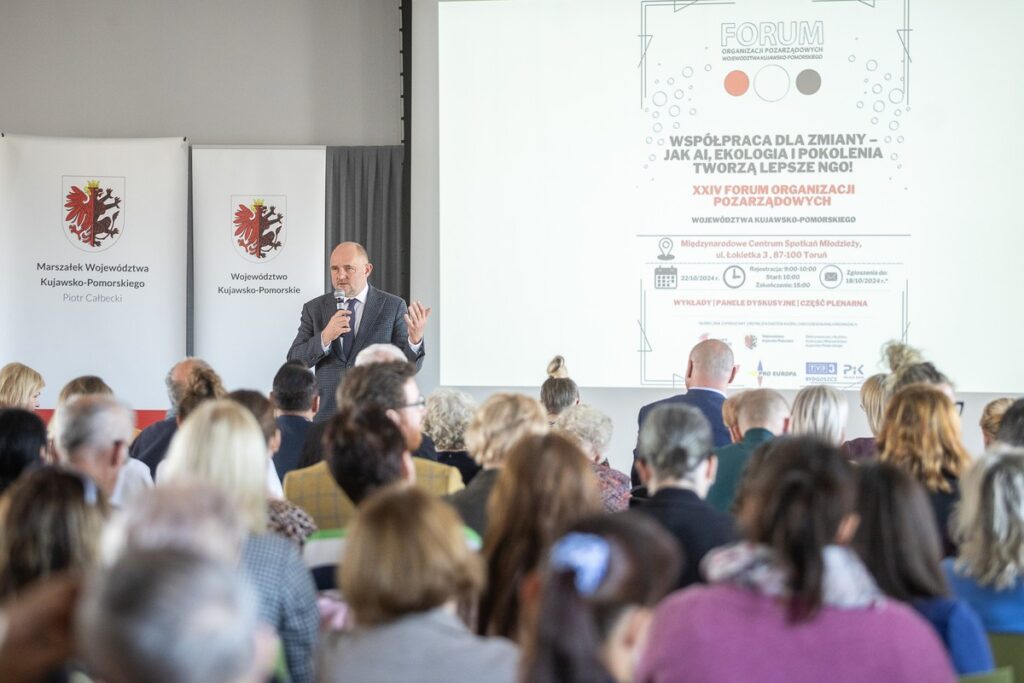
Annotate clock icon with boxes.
[723,265,746,289]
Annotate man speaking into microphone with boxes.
[287,242,431,422]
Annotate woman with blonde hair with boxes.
[160,399,317,683]
[946,449,1024,632]
[842,373,886,460]
[478,433,603,641]
[318,486,519,683]
[790,385,848,447]
[878,384,972,557]
[446,393,548,535]
[0,362,44,410]
[979,397,1014,449]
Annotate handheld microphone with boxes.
[334,290,347,311]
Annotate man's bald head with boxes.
[330,242,373,297]
[734,389,789,435]
[686,340,736,390]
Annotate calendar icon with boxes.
[654,266,678,289]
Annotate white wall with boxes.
[0,0,401,145]
[411,0,1006,473]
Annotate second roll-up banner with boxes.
[192,146,326,393]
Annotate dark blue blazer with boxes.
[274,414,313,481]
[632,389,730,486]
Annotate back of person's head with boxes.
[737,436,856,621]
[175,361,226,421]
[323,406,408,504]
[0,467,109,598]
[882,341,952,398]
[730,438,781,515]
[859,373,887,436]
[0,408,46,494]
[0,362,44,409]
[721,393,742,442]
[878,384,970,492]
[735,388,789,435]
[953,449,1024,589]
[522,512,682,683]
[337,360,415,412]
[995,398,1024,447]
[540,356,579,417]
[687,339,735,388]
[104,481,247,566]
[57,375,113,405]
[981,397,1016,447]
[423,388,477,452]
[162,400,267,533]
[636,403,712,482]
[790,385,847,446]
[553,404,613,463]
[227,390,277,447]
[464,393,548,467]
[271,361,318,413]
[342,486,483,626]
[481,433,603,639]
[354,343,408,366]
[77,548,261,683]
[55,395,134,461]
[852,462,948,602]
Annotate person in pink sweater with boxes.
[636,436,956,683]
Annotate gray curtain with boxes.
[324,146,407,300]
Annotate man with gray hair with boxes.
[634,403,735,589]
[632,339,738,485]
[55,395,134,499]
[77,548,273,683]
[706,389,789,513]
[129,357,218,476]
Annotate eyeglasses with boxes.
[955,401,964,416]
[400,397,426,409]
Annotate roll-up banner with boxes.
[191,147,326,393]
[0,135,189,411]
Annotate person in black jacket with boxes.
[633,403,735,589]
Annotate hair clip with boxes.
[550,532,611,596]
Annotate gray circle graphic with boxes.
[796,69,821,95]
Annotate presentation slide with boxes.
[439,0,1024,392]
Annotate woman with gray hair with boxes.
[790,385,848,447]
[555,404,630,511]
[423,388,482,485]
[945,449,1024,632]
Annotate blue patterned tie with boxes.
[340,297,358,361]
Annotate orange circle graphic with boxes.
[724,70,750,96]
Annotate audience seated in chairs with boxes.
[159,399,318,683]
[878,384,972,557]
[520,512,681,683]
[0,407,46,494]
[853,462,994,675]
[555,403,631,512]
[632,403,735,590]
[270,360,319,482]
[318,486,519,683]
[636,436,957,683]
[445,392,548,536]
[52,395,135,502]
[945,448,1024,633]
[478,432,602,641]
[423,388,482,485]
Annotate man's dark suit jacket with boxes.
[286,285,425,422]
[274,414,312,481]
[632,388,731,486]
[634,487,736,589]
[129,417,177,477]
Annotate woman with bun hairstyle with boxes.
[520,512,681,683]
[540,356,579,423]
[636,436,955,683]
